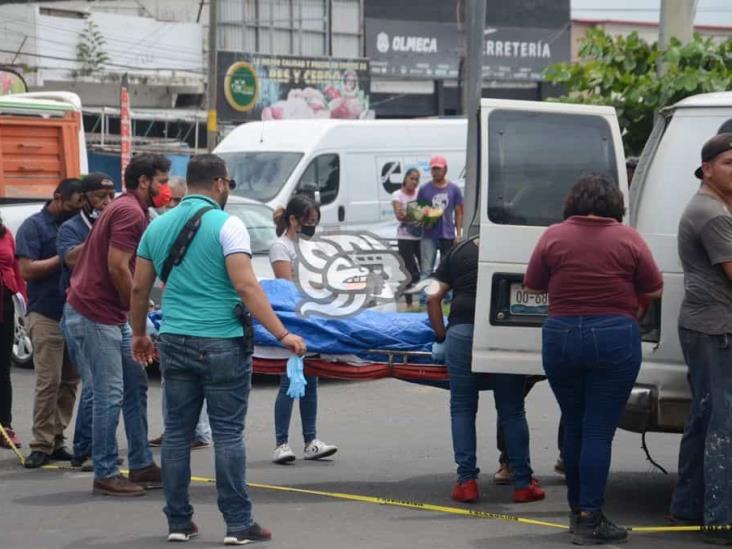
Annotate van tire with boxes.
[12,298,33,369]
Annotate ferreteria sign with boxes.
[217,51,371,123]
[364,0,570,82]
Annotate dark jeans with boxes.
[497,376,564,464]
[0,289,14,426]
[542,315,641,512]
[446,323,533,488]
[158,334,255,533]
[397,239,421,305]
[274,374,318,446]
[670,328,732,525]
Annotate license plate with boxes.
[509,283,549,316]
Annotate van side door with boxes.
[472,99,627,375]
[295,152,344,227]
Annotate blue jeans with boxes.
[275,374,318,446]
[158,334,254,533]
[61,308,93,460]
[62,303,153,479]
[420,237,454,278]
[542,315,641,512]
[445,323,533,488]
[162,378,212,444]
[670,328,732,525]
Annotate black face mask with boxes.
[299,225,316,238]
[56,209,78,224]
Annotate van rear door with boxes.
[472,99,627,375]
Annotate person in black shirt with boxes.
[427,237,544,504]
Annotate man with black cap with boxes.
[57,172,115,469]
[670,132,732,542]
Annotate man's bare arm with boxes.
[108,246,134,310]
[18,256,61,281]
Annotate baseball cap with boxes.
[695,133,732,179]
[81,172,115,192]
[429,155,447,169]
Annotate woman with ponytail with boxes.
[268,194,338,464]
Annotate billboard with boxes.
[217,51,371,124]
[364,0,570,81]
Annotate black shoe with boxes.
[24,451,50,469]
[70,454,89,468]
[50,447,73,461]
[168,521,199,542]
[224,522,272,545]
[572,511,628,545]
[569,509,580,534]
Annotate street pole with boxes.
[462,0,486,238]
[207,0,218,152]
[657,0,698,76]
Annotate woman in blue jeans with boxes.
[268,195,337,464]
[525,173,663,545]
[428,237,545,504]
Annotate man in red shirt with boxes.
[63,153,171,496]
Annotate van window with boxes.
[297,154,339,205]
[487,110,618,226]
[219,151,303,203]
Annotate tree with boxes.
[75,20,110,77]
[545,28,732,156]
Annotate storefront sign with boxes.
[217,52,371,123]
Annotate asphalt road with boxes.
[0,366,707,549]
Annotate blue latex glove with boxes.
[431,340,446,363]
[286,355,307,399]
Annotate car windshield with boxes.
[218,151,303,203]
[226,201,277,255]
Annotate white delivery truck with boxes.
[471,92,732,434]
[214,118,467,238]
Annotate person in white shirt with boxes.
[391,168,422,307]
[269,194,338,464]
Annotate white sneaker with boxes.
[303,439,338,460]
[272,443,296,464]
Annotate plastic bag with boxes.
[286,355,307,399]
[431,340,446,363]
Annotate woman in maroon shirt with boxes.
[0,218,27,449]
[524,173,662,545]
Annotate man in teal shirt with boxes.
[130,154,305,544]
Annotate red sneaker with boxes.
[0,425,21,448]
[451,479,480,503]
[514,478,545,503]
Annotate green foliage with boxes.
[545,28,732,155]
[75,20,110,77]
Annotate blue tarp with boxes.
[252,279,435,357]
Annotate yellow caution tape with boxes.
[0,423,25,465]
[33,463,723,534]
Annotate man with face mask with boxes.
[130,153,306,543]
[63,153,170,495]
[56,172,115,470]
[16,178,84,468]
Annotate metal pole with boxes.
[207,0,218,152]
[462,0,486,238]
[657,0,698,76]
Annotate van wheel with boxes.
[12,297,32,369]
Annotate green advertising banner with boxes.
[217,51,370,123]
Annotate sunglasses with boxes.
[215,176,237,191]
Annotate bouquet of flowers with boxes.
[407,202,444,228]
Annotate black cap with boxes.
[695,133,732,179]
[81,172,115,192]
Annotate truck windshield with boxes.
[219,151,303,203]
[487,110,617,226]
[226,201,277,254]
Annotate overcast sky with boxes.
[572,0,732,27]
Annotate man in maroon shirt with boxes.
[63,153,171,496]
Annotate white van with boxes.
[214,118,467,238]
[469,94,732,435]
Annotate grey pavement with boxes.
[0,366,706,548]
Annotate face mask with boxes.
[87,208,103,220]
[299,225,316,238]
[151,183,172,209]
